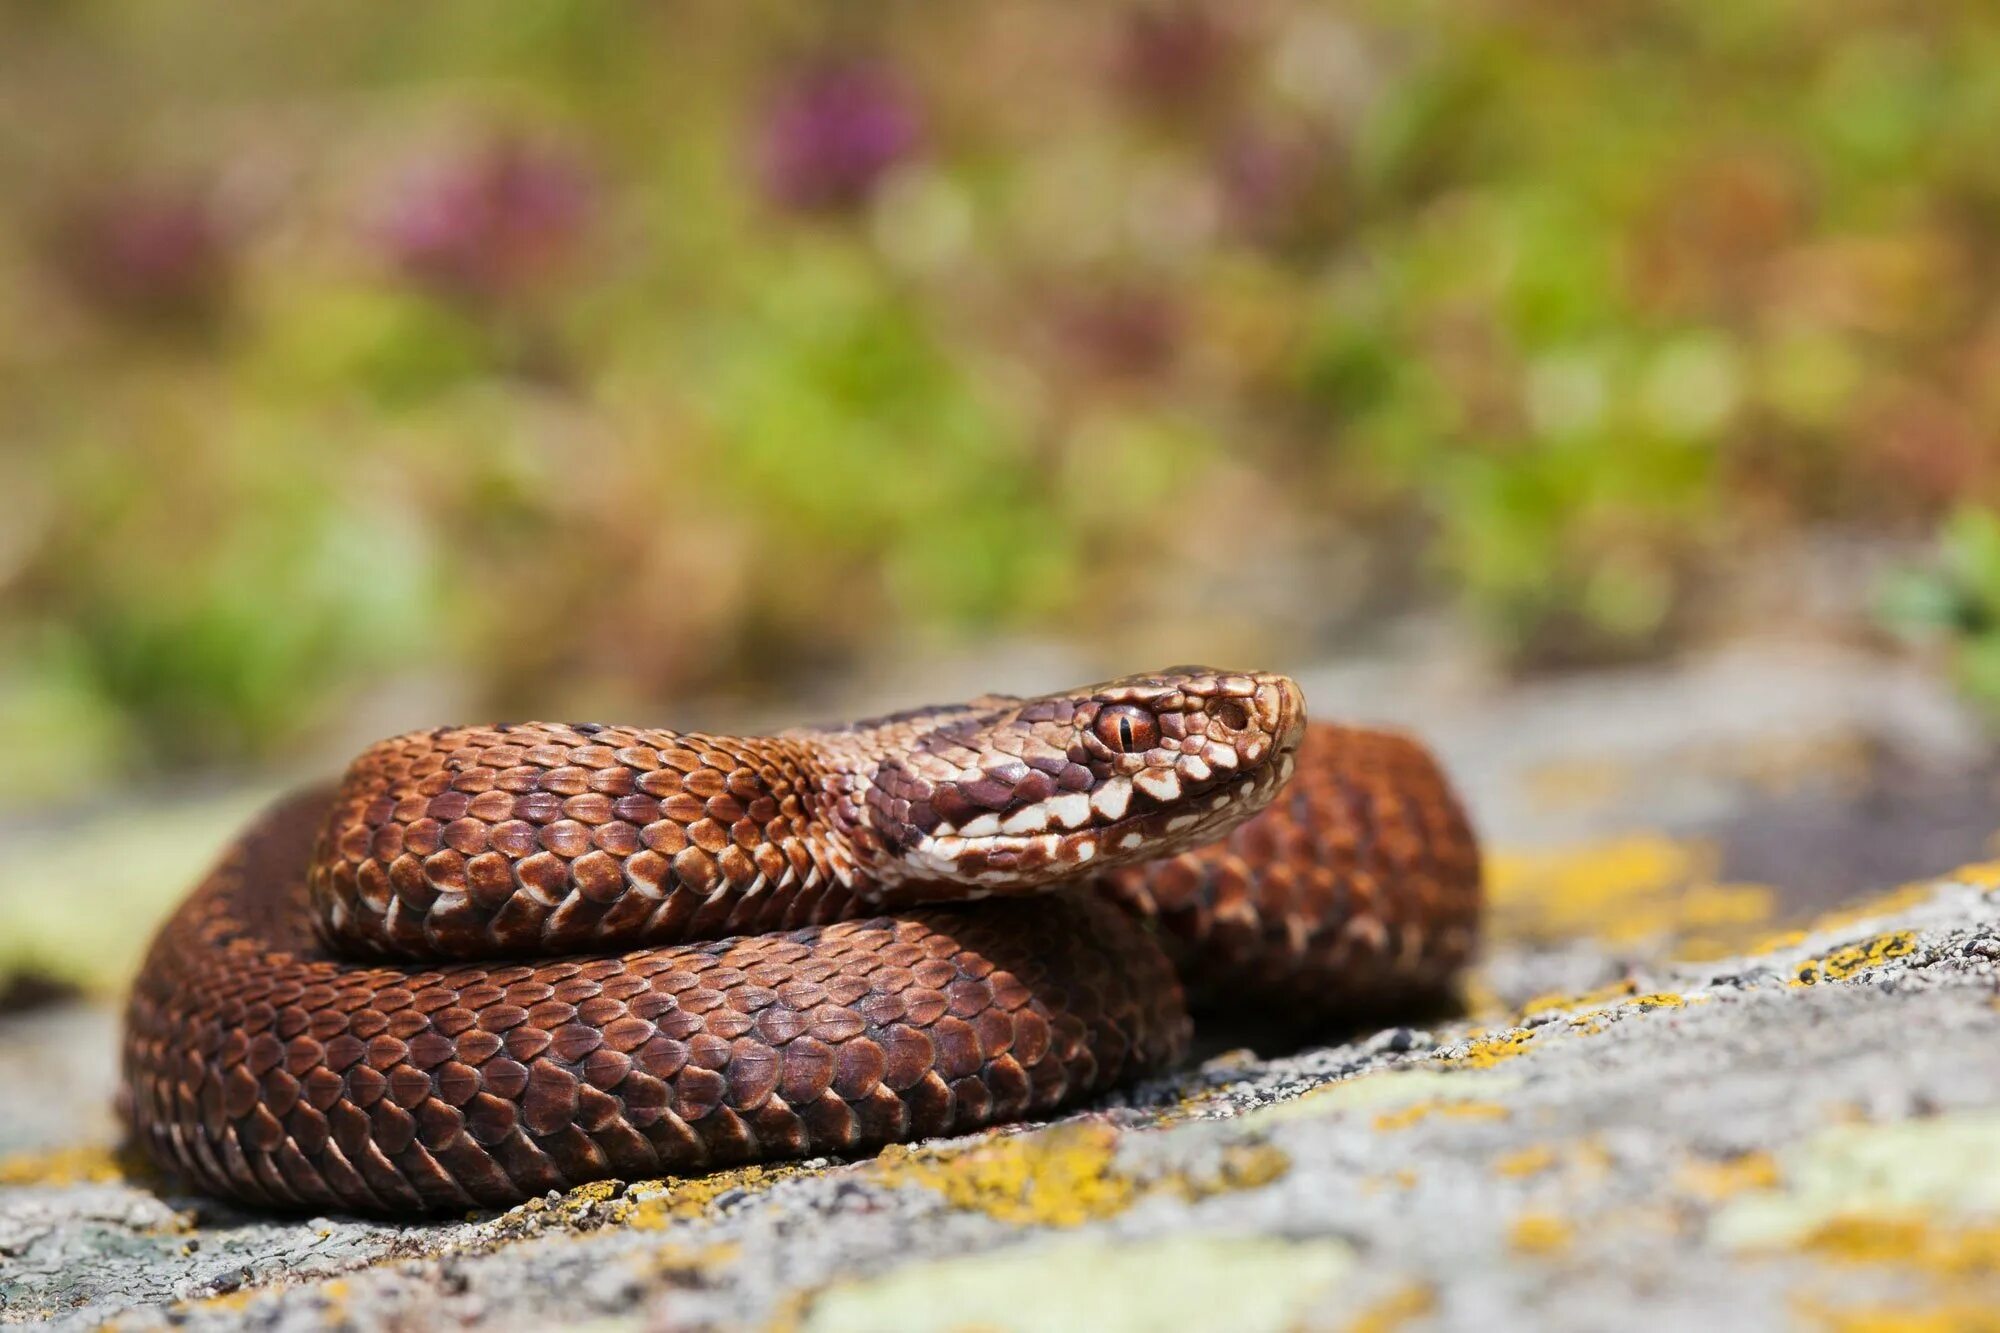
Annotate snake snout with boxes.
[1262,673,1308,757]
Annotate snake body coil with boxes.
[122,668,1480,1213]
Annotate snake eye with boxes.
[1094,704,1158,754]
[1213,700,1251,732]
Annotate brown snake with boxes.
[122,668,1480,1214]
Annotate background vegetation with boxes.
[4,1,1999,799]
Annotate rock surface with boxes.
[4,642,1997,1331]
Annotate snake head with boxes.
[849,667,1307,892]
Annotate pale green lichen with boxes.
[1246,1069,1525,1128]
[1713,1112,2000,1251]
[1373,1100,1511,1133]
[795,1233,1353,1333]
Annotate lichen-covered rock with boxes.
[5,865,2000,1331]
[7,646,1996,1331]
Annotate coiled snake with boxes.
[122,668,1480,1214]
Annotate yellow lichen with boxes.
[866,1124,1289,1229]
[1344,1281,1436,1333]
[1522,756,1635,814]
[1514,984,1693,1040]
[494,1161,818,1235]
[181,1289,261,1316]
[1373,1100,1511,1132]
[1508,1213,1574,1255]
[869,1126,1138,1227]
[1573,1139,1615,1177]
[615,1163,817,1230]
[1494,1145,1558,1179]
[1674,934,1748,962]
[1799,1214,2000,1277]
[1756,880,1941,958]
[1487,833,1710,946]
[636,1240,743,1278]
[1779,1210,2000,1332]
[1678,1151,1781,1201]
[1518,978,1640,1018]
[1193,1141,1294,1197]
[0,1144,124,1187]
[1486,833,1780,960]
[1629,992,1687,1010]
[1792,932,1918,986]
[1457,974,1509,1024]
[1450,1028,1537,1069]
[1956,860,2000,891]
[1796,1300,2000,1333]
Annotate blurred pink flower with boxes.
[1115,5,1239,110]
[755,57,923,213]
[1214,125,1339,246]
[1055,285,1182,382]
[376,135,595,303]
[50,184,235,322]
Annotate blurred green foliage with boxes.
[1883,507,2000,712]
[3,1,2000,790]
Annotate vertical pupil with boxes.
[1118,715,1135,750]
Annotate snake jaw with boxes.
[855,667,1307,891]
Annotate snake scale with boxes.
[122,667,1480,1214]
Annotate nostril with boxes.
[1213,700,1250,732]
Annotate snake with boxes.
[121,667,1480,1214]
